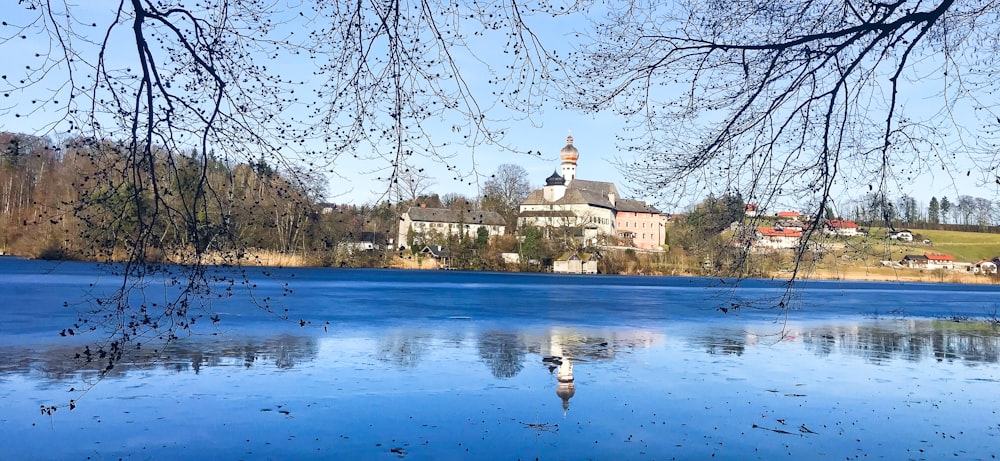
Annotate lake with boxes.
[1,257,999,459]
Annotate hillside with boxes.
[795,227,1000,284]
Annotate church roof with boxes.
[545,171,565,186]
[518,209,577,218]
[405,207,506,226]
[520,187,616,210]
[569,179,617,197]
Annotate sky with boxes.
[0,2,639,207]
[1,2,995,216]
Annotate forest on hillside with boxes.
[0,131,406,265]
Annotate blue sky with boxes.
[1,2,994,216]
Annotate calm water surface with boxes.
[1,257,999,459]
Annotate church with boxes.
[518,135,667,250]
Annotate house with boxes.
[614,199,667,250]
[552,251,600,274]
[519,135,665,250]
[774,220,804,232]
[776,211,801,220]
[336,241,378,253]
[888,230,913,242]
[744,204,761,217]
[823,219,859,237]
[754,226,802,250]
[970,260,997,275]
[420,245,451,268]
[925,253,956,269]
[900,254,927,268]
[398,206,506,250]
[901,253,956,270]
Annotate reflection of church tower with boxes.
[549,335,576,415]
[560,134,579,186]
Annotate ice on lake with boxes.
[1,257,999,459]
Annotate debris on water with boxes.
[542,356,563,366]
[521,421,558,434]
[752,423,799,436]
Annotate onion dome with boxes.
[545,171,565,186]
[559,135,579,162]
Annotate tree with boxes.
[940,196,953,224]
[476,226,490,247]
[972,196,994,228]
[928,197,940,225]
[900,195,920,225]
[441,193,476,211]
[518,225,547,271]
[481,164,532,230]
[683,194,745,237]
[958,195,976,225]
[573,0,1000,239]
[396,167,437,205]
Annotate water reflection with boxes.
[377,331,430,368]
[797,320,1000,364]
[544,330,577,413]
[477,331,526,378]
[3,320,1000,386]
[683,320,1000,365]
[0,335,319,383]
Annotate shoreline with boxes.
[6,253,998,285]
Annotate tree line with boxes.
[846,193,1000,232]
[0,131,334,261]
[0,131,546,267]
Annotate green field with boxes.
[866,228,1000,262]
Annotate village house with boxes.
[901,253,956,270]
[776,210,801,220]
[888,230,914,242]
[420,245,451,268]
[970,259,998,275]
[753,226,803,250]
[518,135,666,249]
[397,206,506,250]
[823,219,860,237]
[774,220,804,232]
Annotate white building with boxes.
[552,251,600,274]
[518,135,618,240]
[753,226,803,250]
[397,206,506,250]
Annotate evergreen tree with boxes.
[928,197,940,225]
[940,197,952,225]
